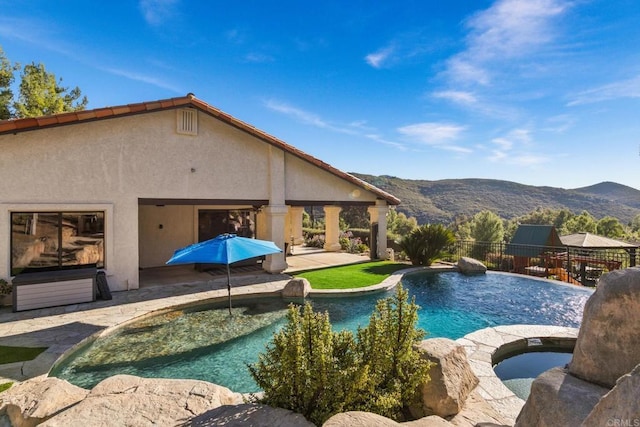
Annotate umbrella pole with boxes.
[227,264,232,316]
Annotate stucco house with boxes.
[0,94,399,303]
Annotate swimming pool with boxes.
[50,271,592,392]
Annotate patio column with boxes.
[323,206,342,252]
[261,205,288,273]
[368,200,389,259]
[289,206,305,246]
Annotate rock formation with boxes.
[516,267,640,426]
[457,257,487,275]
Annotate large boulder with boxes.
[412,338,479,418]
[40,375,243,427]
[569,267,640,388]
[0,376,88,427]
[582,363,640,426]
[323,411,452,426]
[282,278,311,299]
[187,403,315,427]
[457,257,487,275]
[514,367,609,427]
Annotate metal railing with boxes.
[443,240,637,286]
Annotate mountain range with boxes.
[352,174,640,225]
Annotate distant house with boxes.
[0,94,399,295]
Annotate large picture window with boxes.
[11,212,105,275]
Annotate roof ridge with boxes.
[0,94,400,205]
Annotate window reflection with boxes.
[11,212,105,275]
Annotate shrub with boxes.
[249,285,431,424]
[339,231,369,254]
[248,304,366,425]
[398,224,455,266]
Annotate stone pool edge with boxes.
[456,324,579,424]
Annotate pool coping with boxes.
[456,324,579,424]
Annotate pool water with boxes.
[494,351,573,400]
[51,272,591,392]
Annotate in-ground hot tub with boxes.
[492,336,576,400]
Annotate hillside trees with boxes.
[596,216,625,238]
[470,210,504,243]
[564,211,598,234]
[0,46,87,119]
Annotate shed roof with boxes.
[505,224,563,257]
[0,93,400,205]
[560,233,638,249]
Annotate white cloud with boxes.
[365,45,395,68]
[432,90,478,106]
[567,74,640,106]
[397,122,467,148]
[265,100,407,149]
[102,67,183,93]
[487,128,549,165]
[139,0,179,26]
[443,0,570,85]
[244,52,274,63]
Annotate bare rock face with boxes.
[187,403,315,427]
[0,376,88,427]
[40,375,243,427]
[514,367,609,427]
[582,363,640,426]
[322,411,401,426]
[282,278,311,299]
[412,338,479,418]
[323,411,454,427]
[457,257,487,275]
[569,267,640,388]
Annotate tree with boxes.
[596,216,624,239]
[0,47,18,120]
[630,214,640,233]
[0,47,88,119]
[564,211,597,234]
[387,209,418,238]
[340,206,370,229]
[470,210,504,243]
[14,63,88,118]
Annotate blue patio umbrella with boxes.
[166,233,282,314]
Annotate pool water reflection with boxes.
[51,272,592,392]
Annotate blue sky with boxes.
[2,0,639,190]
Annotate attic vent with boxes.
[177,109,198,135]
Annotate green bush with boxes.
[249,285,431,425]
[398,224,455,266]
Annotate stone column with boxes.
[368,201,389,259]
[323,206,342,252]
[289,206,305,246]
[261,205,288,273]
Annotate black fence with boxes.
[444,240,637,287]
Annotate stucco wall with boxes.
[1,107,390,291]
[284,153,378,203]
[138,205,195,268]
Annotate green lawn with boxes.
[294,261,410,289]
[0,382,12,393]
[0,345,47,365]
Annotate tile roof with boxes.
[0,93,399,205]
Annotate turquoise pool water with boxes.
[51,272,592,392]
